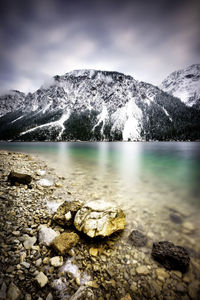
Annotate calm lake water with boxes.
[1,141,200,245]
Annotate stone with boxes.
[51,232,79,255]
[38,225,59,246]
[24,294,32,300]
[37,179,53,187]
[182,222,195,232]
[21,262,30,269]
[35,272,48,288]
[169,213,183,224]
[35,258,42,267]
[128,230,147,247]
[7,282,21,300]
[0,282,7,300]
[24,236,37,250]
[53,201,82,226]
[46,293,53,300]
[176,283,186,293]
[136,266,149,275]
[55,182,62,188]
[50,256,63,267]
[188,280,200,299]
[152,241,190,272]
[70,286,95,300]
[155,268,170,281]
[74,200,125,238]
[120,294,132,300]
[37,170,46,176]
[8,171,32,185]
[89,247,98,256]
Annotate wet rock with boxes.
[152,241,190,272]
[24,236,37,250]
[35,272,48,288]
[136,266,149,275]
[8,171,32,185]
[70,286,95,300]
[74,200,125,238]
[53,200,82,226]
[169,214,183,224]
[38,225,59,246]
[51,232,79,255]
[128,230,147,247]
[7,282,21,300]
[50,256,63,267]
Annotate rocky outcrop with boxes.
[128,230,147,247]
[53,200,82,226]
[74,200,125,238]
[152,241,190,272]
[51,232,79,255]
[8,171,32,185]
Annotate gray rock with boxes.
[7,282,21,300]
[46,293,53,300]
[70,286,95,300]
[0,282,7,300]
[128,230,147,247]
[38,225,59,246]
[74,200,125,238]
[24,236,37,250]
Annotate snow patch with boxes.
[92,104,109,138]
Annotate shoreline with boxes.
[0,150,200,300]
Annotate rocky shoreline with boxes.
[0,150,200,300]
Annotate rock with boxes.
[155,268,170,281]
[89,247,98,256]
[7,282,21,300]
[51,232,79,255]
[182,222,195,232]
[120,294,132,300]
[46,293,53,300]
[152,241,190,272]
[24,236,37,250]
[21,262,30,269]
[136,266,149,275]
[70,286,95,300]
[35,258,42,267]
[53,201,82,226]
[35,272,48,288]
[169,214,183,224]
[188,280,200,299]
[50,256,63,267]
[55,182,62,188]
[24,294,32,300]
[38,225,59,246]
[37,179,53,187]
[36,170,46,176]
[74,200,125,238]
[0,282,7,300]
[128,230,147,247]
[8,171,32,185]
[176,283,186,293]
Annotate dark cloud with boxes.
[0,0,199,93]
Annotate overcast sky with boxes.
[0,0,199,94]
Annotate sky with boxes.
[0,0,199,94]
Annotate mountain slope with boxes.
[0,69,199,141]
[160,64,200,108]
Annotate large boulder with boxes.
[53,200,82,226]
[8,171,32,185]
[152,241,190,273]
[51,232,79,255]
[74,200,126,238]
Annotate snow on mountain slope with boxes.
[0,90,25,117]
[0,69,199,141]
[160,64,200,108]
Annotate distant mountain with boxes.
[0,90,25,117]
[160,64,200,109]
[0,69,199,141]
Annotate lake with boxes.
[0,141,200,298]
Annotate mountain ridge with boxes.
[0,67,199,141]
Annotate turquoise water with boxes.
[1,141,200,246]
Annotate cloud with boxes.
[0,0,199,93]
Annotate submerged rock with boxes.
[53,200,82,226]
[51,232,79,255]
[70,286,95,300]
[128,230,147,247]
[38,225,59,246]
[152,241,190,272]
[74,200,125,238]
[169,213,183,224]
[8,171,32,185]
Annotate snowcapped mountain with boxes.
[160,64,200,108]
[0,69,199,141]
